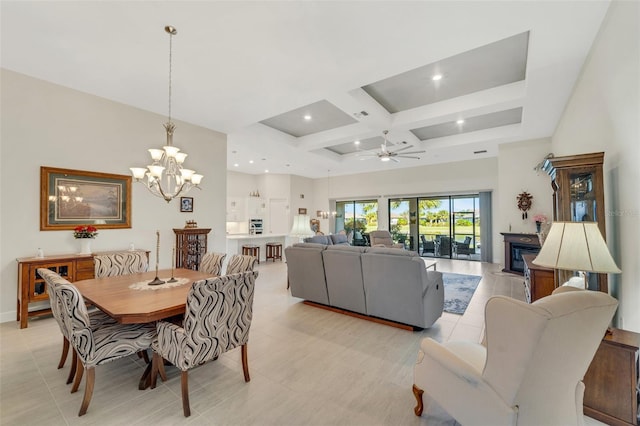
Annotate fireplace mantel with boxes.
[501,232,541,275]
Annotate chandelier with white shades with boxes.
[130,26,203,203]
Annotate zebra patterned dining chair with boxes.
[150,271,258,417]
[94,251,148,278]
[56,282,156,416]
[199,252,227,276]
[37,268,117,386]
[224,254,257,275]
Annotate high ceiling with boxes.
[1,1,610,178]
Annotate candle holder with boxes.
[166,246,178,283]
[148,230,166,286]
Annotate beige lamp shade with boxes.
[532,222,621,273]
[289,214,314,237]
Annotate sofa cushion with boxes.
[330,234,349,245]
[293,242,329,250]
[365,246,417,257]
[303,235,333,245]
[326,245,366,253]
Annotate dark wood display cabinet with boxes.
[543,152,608,292]
[173,228,211,270]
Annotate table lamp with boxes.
[289,214,314,243]
[532,221,621,289]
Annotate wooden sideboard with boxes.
[584,328,639,426]
[16,250,149,329]
[522,254,556,303]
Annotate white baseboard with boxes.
[0,311,17,324]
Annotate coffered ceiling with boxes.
[1,1,611,178]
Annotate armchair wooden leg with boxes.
[412,384,424,416]
[58,337,69,369]
[78,367,95,416]
[71,362,84,393]
[67,350,78,385]
[181,370,191,417]
[241,344,250,382]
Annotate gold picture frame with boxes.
[40,166,132,230]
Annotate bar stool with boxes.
[242,245,260,264]
[265,242,282,262]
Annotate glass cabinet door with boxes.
[570,172,597,222]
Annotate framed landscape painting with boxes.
[40,166,132,230]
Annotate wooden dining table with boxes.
[74,268,213,324]
[73,268,214,389]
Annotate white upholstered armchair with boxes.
[413,289,617,425]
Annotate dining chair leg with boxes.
[157,356,168,382]
[150,352,159,389]
[66,350,78,385]
[71,361,84,393]
[58,337,69,369]
[138,349,150,364]
[181,370,191,417]
[78,367,95,416]
[241,344,250,382]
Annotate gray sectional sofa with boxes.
[285,243,444,329]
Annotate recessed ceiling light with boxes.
[304,114,312,120]
[354,140,360,145]
[233,163,239,167]
[265,169,269,173]
[249,160,254,164]
[456,119,465,125]
[432,74,443,81]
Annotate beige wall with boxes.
[0,69,227,322]
[551,0,639,332]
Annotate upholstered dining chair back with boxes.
[37,268,116,383]
[151,271,259,416]
[413,290,618,425]
[199,252,227,276]
[56,282,156,416]
[225,254,258,275]
[369,230,404,249]
[94,251,148,278]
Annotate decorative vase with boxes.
[535,221,542,233]
[79,239,92,254]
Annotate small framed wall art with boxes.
[298,208,307,215]
[180,197,194,213]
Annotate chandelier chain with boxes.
[167,30,173,124]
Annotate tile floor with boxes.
[0,259,602,425]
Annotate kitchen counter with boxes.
[226,233,288,240]
[226,234,291,262]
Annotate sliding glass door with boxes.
[336,200,377,246]
[390,194,481,260]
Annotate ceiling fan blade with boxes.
[389,157,400,163]
[395,150,426,155]
[397,155,422,160]
[390,144,414,153]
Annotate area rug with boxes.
[442,273,482,315]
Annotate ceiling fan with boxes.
[358,130,426,162]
